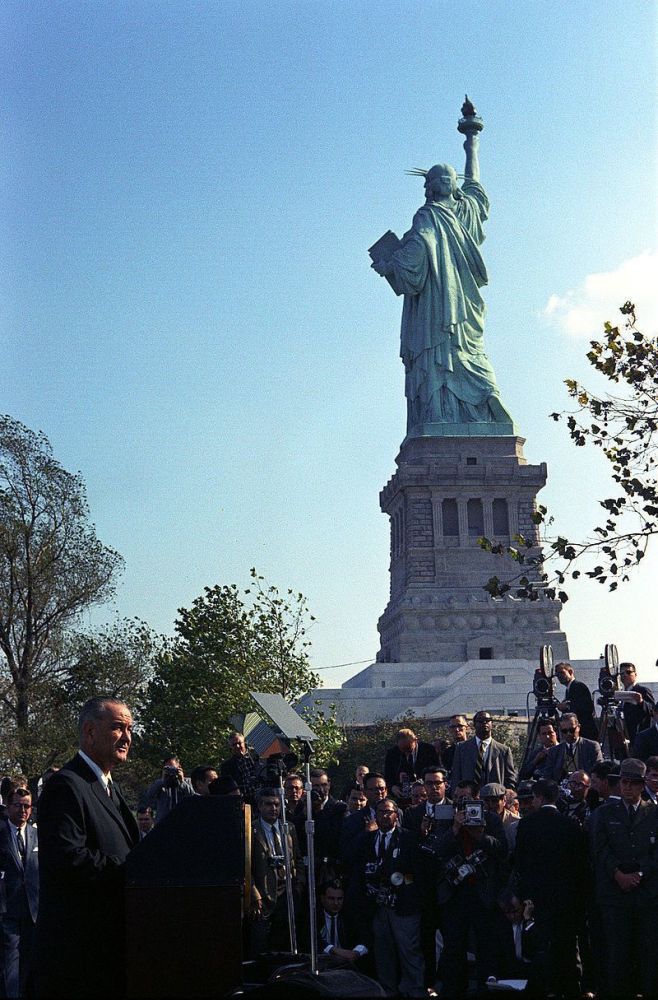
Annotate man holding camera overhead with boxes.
[430,780,508,997]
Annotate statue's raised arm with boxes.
[459,94,482,182]
[368,97,515,439]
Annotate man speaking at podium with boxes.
[33,697,139,998]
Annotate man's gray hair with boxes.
[560,712,579,727]
[78,696,127,739]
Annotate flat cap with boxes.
[480,782,506,798]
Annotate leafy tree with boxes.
[0,415,123,772]
[298,700,344,768]
[0,617,159,779]
[481,304,657,600]
[139,570,320,769]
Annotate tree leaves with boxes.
[139,571,320,769]
[480,305,656,602]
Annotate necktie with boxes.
[329,914,338,947]
[513,923,523,961]
[16,828,26,864]
[271,823,283,856]
[564,746,576,777]
[474,741,485,784]
[378,832,387,861]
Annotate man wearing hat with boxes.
[592,758,658,999]
[481,783,518,850]
[516,781,536,819]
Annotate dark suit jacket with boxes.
[33,753,139,999]
[540,737,603,782]
[432,811,509,907]
[384,741,438,791]
[519,744,553,781]
[513,806,588,909]
[631,723,658,761]
[0,820,39,923]
[350,826,421,919]
[300,907,365,955]
[339,806,376,869]
[592,798,658,907]
[622,684,655,743]
[563,679,598,739]
[295,797,346,860]
[493,916,541,980]
[402,799,453,837]
[450,737,517,790]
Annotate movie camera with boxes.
[598,643,621,699]
[596,643,630,761]
[519,645,560,777]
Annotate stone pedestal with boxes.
[377,434,569,664]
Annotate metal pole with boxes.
[304,761,318,974]
[276,778,298,954]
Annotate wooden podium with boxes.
[125,796,249,998]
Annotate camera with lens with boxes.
[163,764,181,788]
[531,644,558,711]
[256,751,298,788]
[443,848,487,886]
[366,870,403,908]
[598,643,621,702]
[452,797,484,826]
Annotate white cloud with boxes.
[542,251,658,337]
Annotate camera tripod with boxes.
[597,643,629,763]
[519,645,560,778]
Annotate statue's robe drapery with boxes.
[387,180,512,430]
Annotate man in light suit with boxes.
[450,710,517,791]
[540,713,602,782]
[0,787,39,998]
[249,786,304,957]
[33,696,139,999]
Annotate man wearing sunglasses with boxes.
[540,713,602,782]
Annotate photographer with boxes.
[142,755,194,824]
[349,798,425,997]
[431,780,508,997]
[403,766,452,990]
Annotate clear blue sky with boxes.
[2,2,656,687]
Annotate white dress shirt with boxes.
[78,750,111,792]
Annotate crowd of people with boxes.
[0,660,657,998]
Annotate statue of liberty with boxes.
[370,98,515,436]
